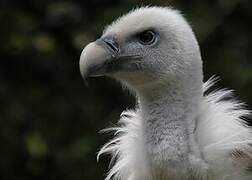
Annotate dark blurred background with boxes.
[0,0,251,179]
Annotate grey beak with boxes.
[79,37,119,79]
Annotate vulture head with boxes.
[80,7,202,93]
[79,6,252,180]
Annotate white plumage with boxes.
[80,7,252,180]
[98,78,252,180]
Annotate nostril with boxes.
[102,37,120,53]
[106,41,118,52]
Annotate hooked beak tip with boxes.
[79,36,122,80]
[79,41,111,79]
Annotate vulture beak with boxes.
[79,36,120,79]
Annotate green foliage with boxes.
[0,0,251,179]
[25,132,48,158]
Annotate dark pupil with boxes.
[139,31,154,43]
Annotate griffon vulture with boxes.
[79,7,252,180]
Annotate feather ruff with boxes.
[98,77,252,180]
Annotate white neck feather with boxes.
[137,76,206,176]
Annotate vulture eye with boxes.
[138,30,156,45]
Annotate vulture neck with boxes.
[137,77,203,171]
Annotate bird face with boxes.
[80,7,202,90]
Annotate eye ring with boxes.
[138,30,156,45]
